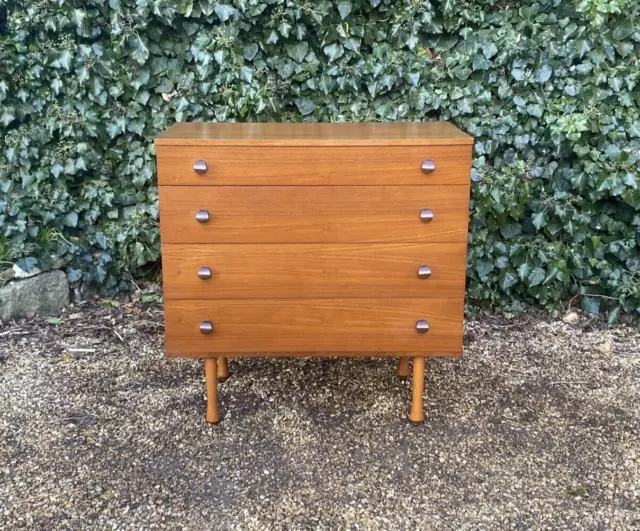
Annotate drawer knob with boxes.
[421,159,436,173]
[417,265,432,279]
[200,321,214,334]
[195,209,210,223]
[416,320,430,333]
[420,209,434,222]
[193,160,208,175]
[198,266,212,280]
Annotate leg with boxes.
[408,356,425,423]
[204,358,220,424]
[218,356,229,381]
[397,356,409,378]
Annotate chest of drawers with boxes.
[155,122,473,424]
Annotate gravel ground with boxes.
[0,298,639,530]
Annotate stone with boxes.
[596,341,612,354]
[563,310,580,325]
[0,270,69,322]
[0,268,13,288]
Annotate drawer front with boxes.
[156,145,472,186]
[164,298,464,355]
[158,186,469,244]
[162,243,467,299]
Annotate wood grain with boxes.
[204,358,220,423]
[409,356,425,423]
[154,122,474,146]
[161,243,467,299]
[158,186,470,244]
[397,356,410,378]
[156,145,472,186]
[164,298,464,355]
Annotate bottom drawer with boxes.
[164,299,464,356]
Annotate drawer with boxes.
[158,186,469,244]
[164,298,464,355]
[156,145,472,186]
[161,243,467,299]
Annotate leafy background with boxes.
[0,0,639,320]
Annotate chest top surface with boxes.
[154,122,473,147]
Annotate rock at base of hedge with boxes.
[0,270,69,323]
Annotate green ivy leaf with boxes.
[108,0,122,13]
[141,293,163,305]
[612,22,633,41]
[131,36,149,65]
[532,211,547,230]
[517,262,529,281]
[472,55,491,71]
[215,4,234,22]
[278,21,292,37]
[295,98,317,116]
[52,50,73,70]
[535,64,553,83]
[499,271,518,290]
[243,43,259,61]
[581,296,601,315]
[482,42,498,59]
[337,1,353,19]
[607,306,620,325]
[605,144,621,161]
[0,107,15,127]
[501,224,522,239]
[528,267,545,287]
[65,212,79,228]
[323,44,344,62]
[344,38,360,54]
[512,68,526,81]
[200,0,215,16]
[475,261,494,279]
[51,164,64,178]
[16,257,39,273]
[239,66,253,83]
[287,42,309,63]
[67,269,82,283]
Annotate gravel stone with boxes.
[0,301,638,530]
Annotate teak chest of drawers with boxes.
[155,122,473,424]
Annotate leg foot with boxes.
[204,358,220,424]
[218,357,229,381]
[397,356,409,378]
[408,357,425,424]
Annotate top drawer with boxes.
[156,145,472,186]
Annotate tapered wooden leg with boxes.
[408,356,425,423]
[204,358,220,424]
[218,357,229,381]
[397,356,409,378]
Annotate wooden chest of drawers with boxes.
[155,122,473,423]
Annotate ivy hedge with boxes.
[1,0,639,320]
